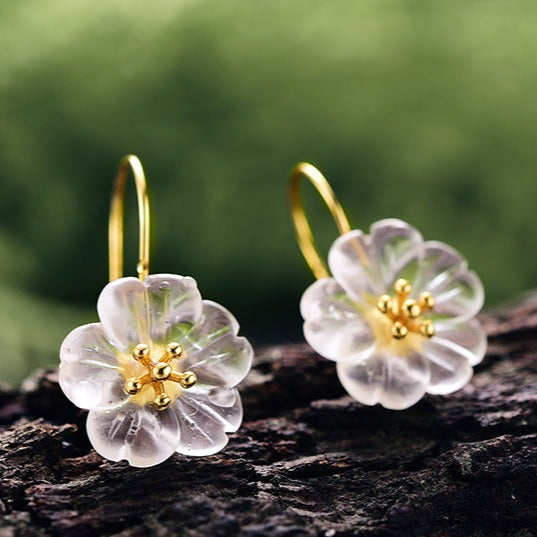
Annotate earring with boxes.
[290,163,486,410]
[59,155,253,467]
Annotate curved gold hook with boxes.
[109,154,150,281]
[289,162,352,279]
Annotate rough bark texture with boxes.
[0,297,536,537]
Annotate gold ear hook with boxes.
[109,154,150,282]
[289,162,352,280]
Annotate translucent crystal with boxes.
[59,323,126,411]
[434,319,486,366]
[87,402,180,467]
[96,274,204,352]
[415,242,484,324]
[328,219,424,300]
[172,387,242,456]
[59,274,253,466]
[300,219,486,409]
[337,349,429,410]
[179,301,252,388]
[300,278,376,362]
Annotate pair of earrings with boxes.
[59,155,485,467]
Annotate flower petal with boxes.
[97,277,149,352]
[416,242,484,323]
[144,274,203,344]
[173,387,242,456]
[336,348,430,410]
[300,278,376,362]
[328,219,423,300]
[97,274,206,352]
[369,219,424,292]
[436,318,487,366]
[177,301,253,388]
[86,402,180,467]
[59,323,126,411]
[424,318,486,391]
[424,346,472,396]
[327,229,376,298]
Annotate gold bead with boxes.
[180,371,197,389]
[418,292,435,310]
[377,294,393,314]
[419,320,435,338]
[154,393,171,410]
[132,343,150,361]
[152,362,172,380]
[401,299,421,319]
[124,377,143,395]
[166,342,184,358]
[391,321,408,339]
[394,278,412,296]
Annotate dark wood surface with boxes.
[0,297,536,537]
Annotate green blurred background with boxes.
[1,0,537,384]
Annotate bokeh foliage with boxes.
[1,0,537,383]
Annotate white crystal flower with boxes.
[59,274,253,467]
[300,219,486,410]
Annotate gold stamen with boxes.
[165,342,185,359]
[153,393,171,410]
[394,278,412,296]
[418,292,435,311]
[152,362,172,381]
[132,343,153,368]
[419,320,435,338]
[132,343,150,360]
[401,299,421,319]
[124,377,143,395]
[377,295,392,314]
[376,280,436,340]
[171,371,197,389]
[391,321,408,339]
[124,341,197,408]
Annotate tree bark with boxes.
[0,296,536,537]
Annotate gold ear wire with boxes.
[109,155,150,281]
[289,162,352,279]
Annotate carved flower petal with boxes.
[59,323,126,411]
[97,274,204,353]
[97,277,149,352]
[301,278,376,362]
[424,345,472,395]
[175,301,253,388]
[416,242,484,323]
[173,387,242,456]
[87,402,180,467]
[144,274,203,345]
[336,348,430,410]
[328,219,424,301]
[368,219,425,292]
[422,319,486,395]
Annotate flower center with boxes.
[123,342,197,411]
[376,278,436,340]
